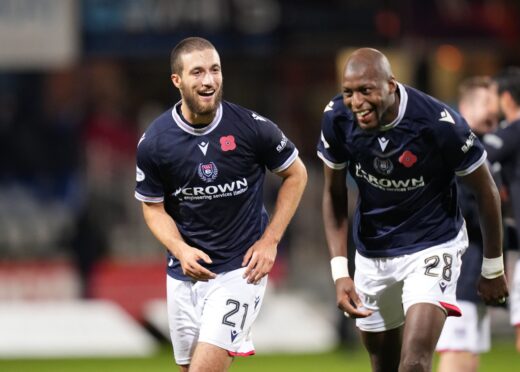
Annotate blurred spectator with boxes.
[483,67,520,352]
[0,70,84,258]
[74,61,139,297]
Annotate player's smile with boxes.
[355,109,375,126]
[198,89,216,102]
[199,89,215,97]
[342,63,398,131]
[172,47,223,123]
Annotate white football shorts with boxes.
[511,259,520,327]
[436,300,490,353]
[167,267,267,365]
[355,225,468,332]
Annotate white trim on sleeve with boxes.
[456,151,487,177]
[135,191,164,203]
[271,149,299,173]
[317,151,347,170]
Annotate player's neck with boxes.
[383,88,401,125]
[178,103,214,127]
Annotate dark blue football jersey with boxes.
[484,119,520,245]
[135,101,298,280]
[317,83,486,257]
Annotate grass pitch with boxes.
[0,339,516,372]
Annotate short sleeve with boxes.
[135,133,165,203]
[316,102,348,169]
[253,113,298,173]
[435,108,486,176]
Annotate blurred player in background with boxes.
[436,76,500,371]
[135,37,307,371]
[318,48,508,371]
[483,67,520,353]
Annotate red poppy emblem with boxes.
[399,150,417,168]
[220,135,236,151]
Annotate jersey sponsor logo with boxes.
[355,163,425,191]
[231,329,239,342]
[373,157,394,175]
[172,178,249,201]
[398,150,418,168]
[198,162,219,183]
[276,135,288,152]
[252,112,267,121]
[198,141,209,155]
[439,108,455,124]
[377,137,389,152]
[220,135,236,151]
[439,281,448,293]
[461,132,477,153]
[136,166,145,182]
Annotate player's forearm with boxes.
[322,188,349,258]
[262,159,307,244]
[461,164,504,259]
[477,185,504,259]
[322,166,349,257]
[142,202,187,258]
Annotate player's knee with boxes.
[399,352,431,372]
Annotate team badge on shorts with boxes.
[197,162,219,182]
[373,157,394,175]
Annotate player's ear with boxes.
[171,73,181,88]
[388,77,397,94]
[502,90,514,109]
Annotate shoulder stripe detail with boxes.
[455,151,487,176]
[317,151,347,170]
[135,191,164,203]
[271,149,299,173]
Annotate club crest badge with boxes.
[373,157,394,175]
[197,162,218,183]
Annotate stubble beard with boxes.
[183,86,223,117]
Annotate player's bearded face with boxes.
[181,78,223,116]
[177,48,223,117]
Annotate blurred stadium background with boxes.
[0,0,519,369]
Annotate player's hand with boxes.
[477,274,509,306]
[335,277,372,318]
[241,239,277,284]
[177,245,216,281]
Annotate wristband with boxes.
[481,255,504,279]
[331,256,349,282]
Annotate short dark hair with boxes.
[170,37,216,75]
[494,66,520,105]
